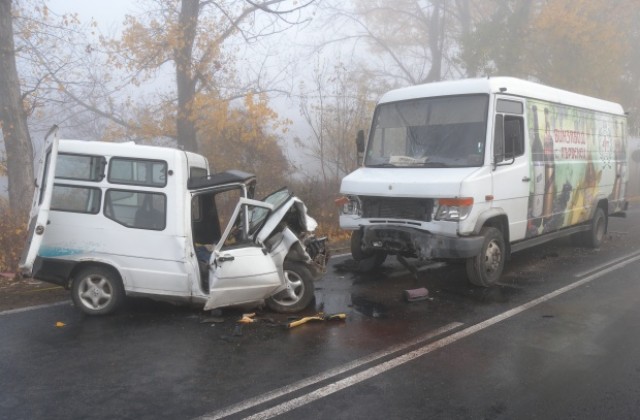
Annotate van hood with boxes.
[340,167,481,198]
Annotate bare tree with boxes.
[318,0,477,88]
[298,60,375,187]
[0,0,34,216]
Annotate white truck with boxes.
[338,77,628,286]
[19,128,328,315]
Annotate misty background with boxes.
[2,0,640,228]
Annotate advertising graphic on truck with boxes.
[338,77,628,287]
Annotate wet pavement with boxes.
[2,208,640,419]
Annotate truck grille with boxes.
[361,197,433,222]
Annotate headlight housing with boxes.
[434,197,473,221]
[335,195,361,216]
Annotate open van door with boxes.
[204,198,281,310]
[18,126,60,277]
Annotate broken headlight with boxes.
[335,195,361,216]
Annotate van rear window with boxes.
[51,185,101,214]
[104,190,166,230]
[108,158,167,187]
[56,154,106,181]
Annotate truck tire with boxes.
[585,207,607,248]
[71,266,125,315]
[266,261,314,313]
[466,227,505,287]
[351,230,387,272]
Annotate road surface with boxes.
[2,208,640,419]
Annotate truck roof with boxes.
[379,77,625,116]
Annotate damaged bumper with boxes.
[361,225,483,259]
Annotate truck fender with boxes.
[472,208,507,235]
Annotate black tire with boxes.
[466,227,505,287]
[266,261,314,313]
[584,207,607,248]
[71,266,125,315]
[350,230,387,272]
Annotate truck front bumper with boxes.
[361,225,483,259]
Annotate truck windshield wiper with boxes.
[421,161,449,167]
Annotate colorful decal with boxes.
[526,100,627,238]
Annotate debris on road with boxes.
[403,287,429,302]
[286,313,346,329]
[237,313,257,324]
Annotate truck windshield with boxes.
[366,94,489,168]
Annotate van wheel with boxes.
[71,266,124,316]
[266,261,314,313]
[466,227,505,287]
[351,230,387,272]
[585,207,607,248]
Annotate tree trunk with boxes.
[0,0,34,219]
[175,0,200,153]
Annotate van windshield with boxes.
[366,94,489,168]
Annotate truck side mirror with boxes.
[356,130,365,153]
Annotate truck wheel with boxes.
[351,230,387,272]
[585,207,607,248]
[466,227,505,287]
[71,266,124,315]
[266,261,314,313]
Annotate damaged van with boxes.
[339,77,628,286]
[19,127,328,315]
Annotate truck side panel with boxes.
[524,99,627,238]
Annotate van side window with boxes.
[56,153,105,181]
[51,185,101,214]
[504,116,525,158]
[108,158,168,187]
[104,190,166,230]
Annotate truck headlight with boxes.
[335,195,361,216]
[434,197,473,221]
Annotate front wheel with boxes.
[71,266,125,315]
[266,261,315,313]
[466,227,505,287]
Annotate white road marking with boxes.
[202,251,640,420]
[198,322,463,420]
[0,300,71,316]
[574,249,640,278]
[330,252,351,259]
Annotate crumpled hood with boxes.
[340,167,481,198]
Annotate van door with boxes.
[18,127,60,276]
[204,198,281,310]
[491,98,530,241]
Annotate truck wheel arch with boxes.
[472,210,510,259]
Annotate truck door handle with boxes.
[217,255,235,263]
[521,176,531,182]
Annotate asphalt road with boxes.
[2,208,640,420]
